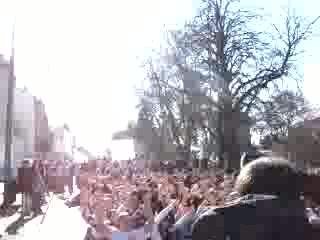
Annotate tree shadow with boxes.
[4,214,38,235]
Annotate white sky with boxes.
[0,0,319,155]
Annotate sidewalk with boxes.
[0,183,24,239]
[22,195,88,240]
[0,180,84,240]
[0,191,51,240]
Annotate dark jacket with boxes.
[192,194,310,240]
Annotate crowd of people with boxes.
[72,159,236,240]
[48,157,320,240]
[14,155,320,240]
[12,159,80,217]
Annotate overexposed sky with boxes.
[0,0,319,155]
[0,0,195,155]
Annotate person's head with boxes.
[22,160,30,167]
[147,181,158,194]
[206,187,216,205]
[235,157,301,199]
[168,183,179,199]
[113,161,119,168]
[184,174,193,189]
[126,190,140,210]
[190,194,205,210]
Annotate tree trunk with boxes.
[227,131,241,170]
[222,101,241,171]
[217,109,225,169]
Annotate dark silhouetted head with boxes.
[235,157,302,199]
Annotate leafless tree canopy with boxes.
[135,0,319,169]
[253,90,311,138]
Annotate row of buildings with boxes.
[0,54,93,180]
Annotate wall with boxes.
[52,127,64,153]
[34,98,50,153]
[63,128,74,159]
[45,152,65,162]
[51,126,75,161]
[14,88,35,156]
[0,59,35,152]
[0,136,25,181]
[0,55,10,136]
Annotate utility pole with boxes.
[3,25,16,208]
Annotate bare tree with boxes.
[136,56,202,161]
[176,0,319,169]
[136,0,318,169]
[253,90,311,140]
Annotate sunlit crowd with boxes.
[65,159,236,240]
[33,157,320,240]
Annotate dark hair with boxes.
[129,190,143,204]
[235,157,302,199]
[147,181,157,189]
[233,170,240,178]
[90,184,97,194]
[184,194,204,210]
[184,175,193,189]
[191,194,205,210]
[130,190,140,198]
[151,193,164,214]
[102,184,112,194]
[225,168,234,175]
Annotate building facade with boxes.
[0,55,10,137]
[14,88,35,157]
[34,98,50,153]
[0,55,35,180]
[49,125,75,162]
[32,97,51,161]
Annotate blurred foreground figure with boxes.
[192,157,312,240]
